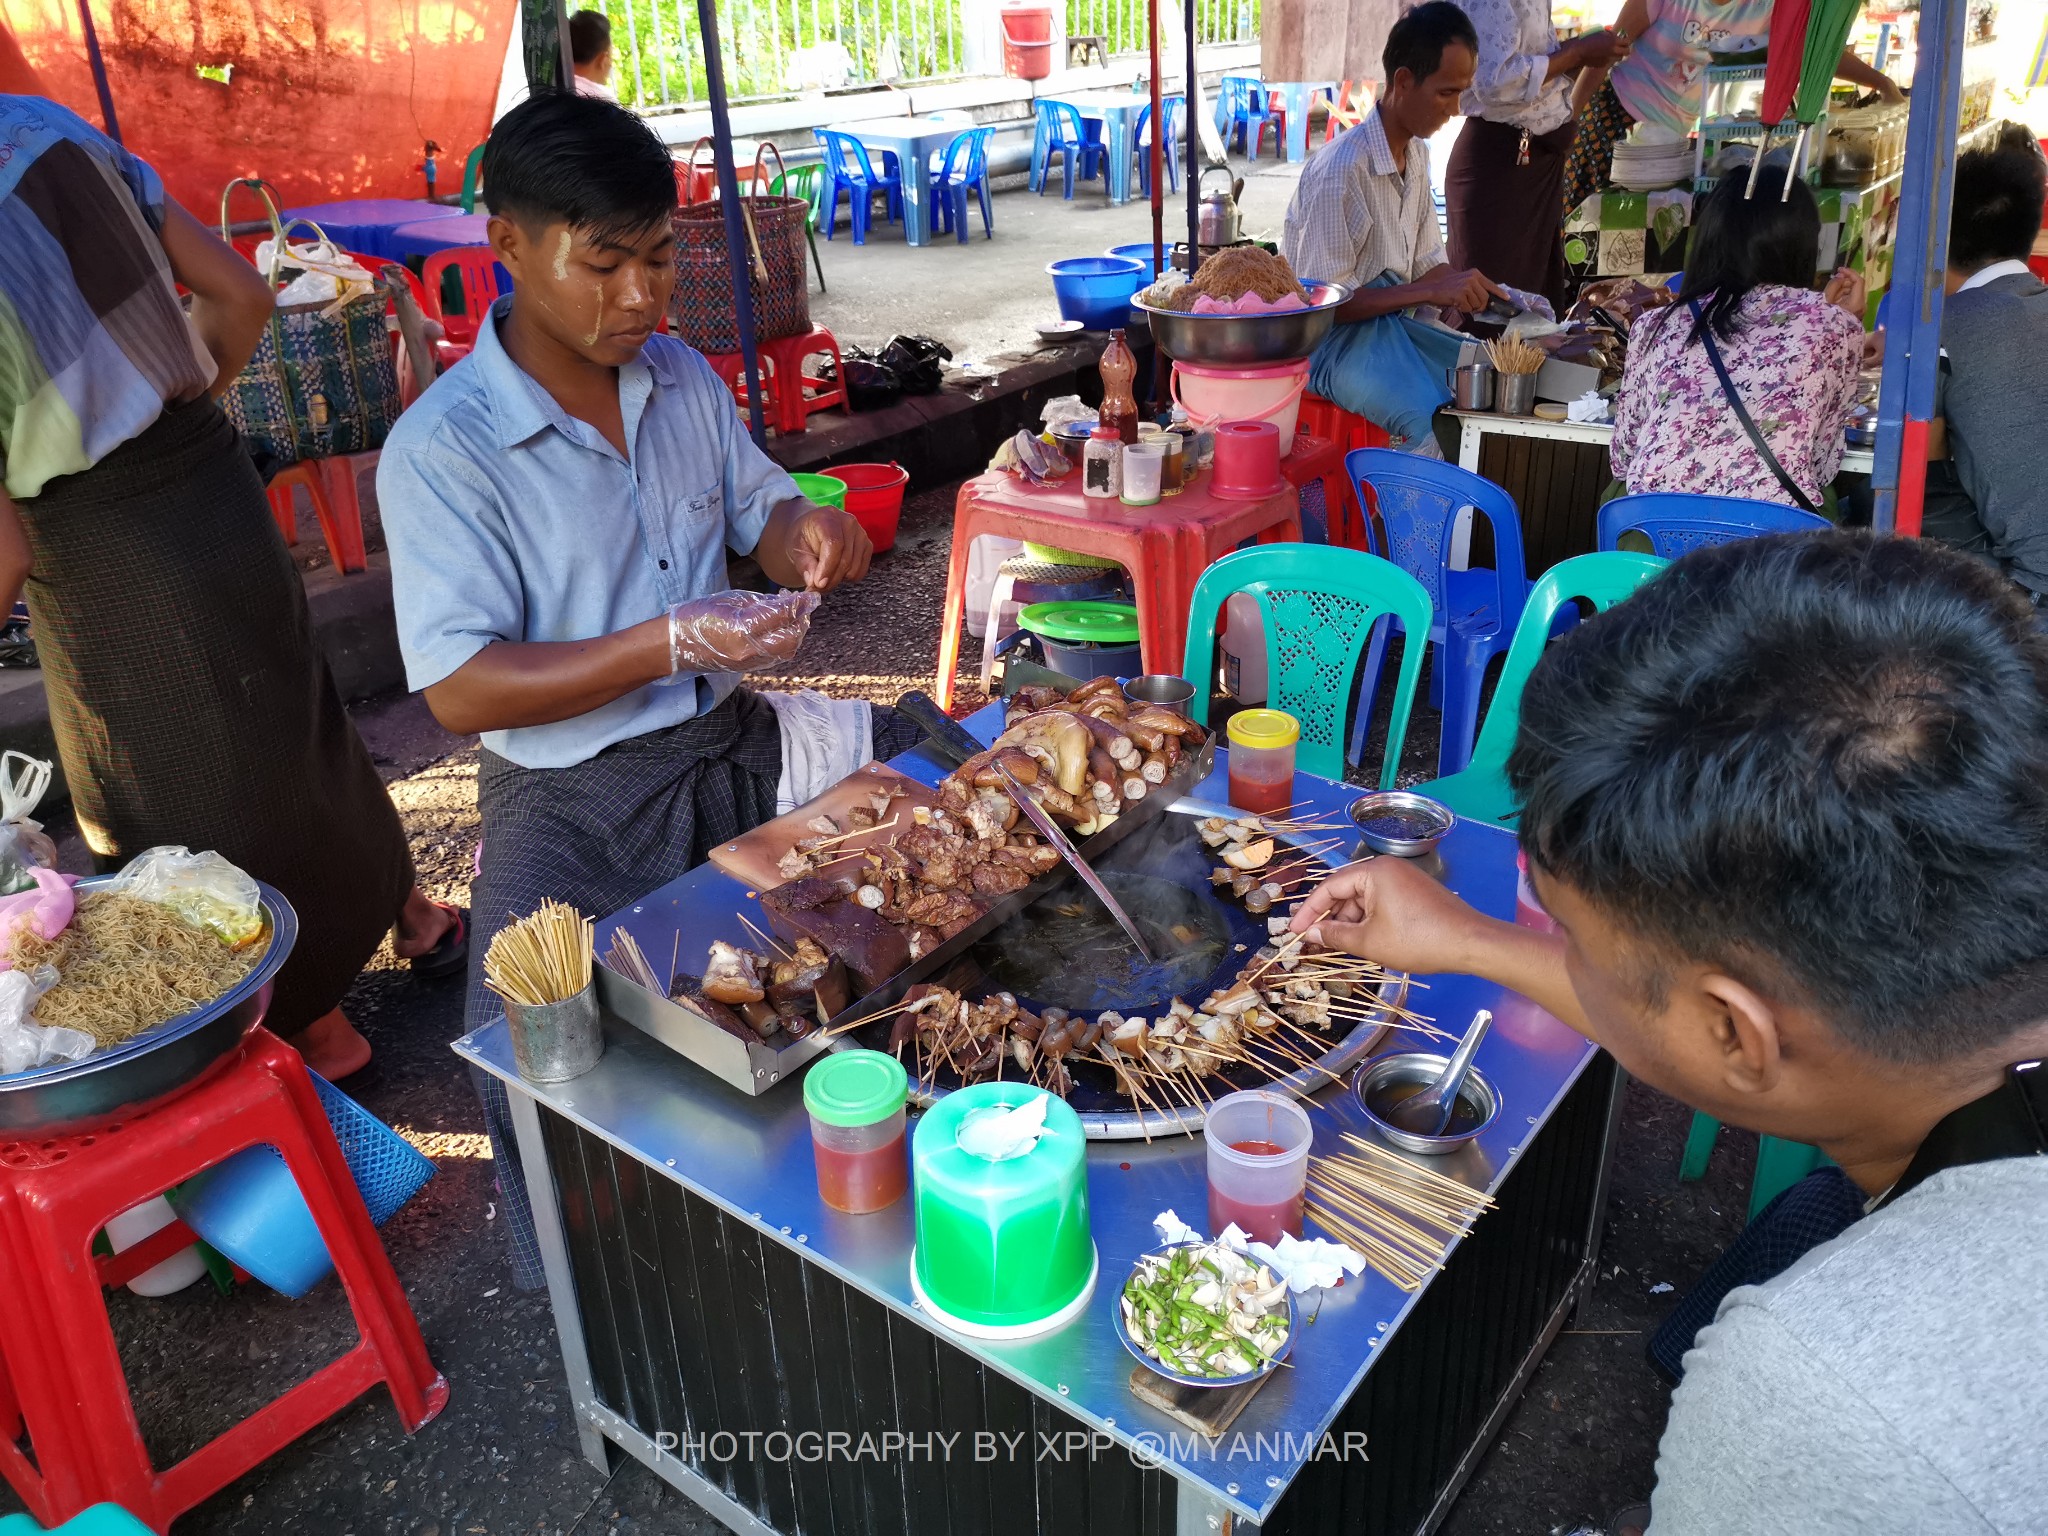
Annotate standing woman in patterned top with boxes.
[0,95,457,1076]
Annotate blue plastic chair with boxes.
[931,127,996,242]
[1215,77,1275,159]
[1136,95,1186,195]
[0,1508,155,1535]
[814,129,902,244]
[1183,546,1434,785]
[1343,448,1532,778]
[1597,491,1830,556]
[1416,552,1668,826]
[1033,100,1105,199]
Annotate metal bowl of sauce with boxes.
[1348,791,1455,857]
[1354,1050,1500,1155]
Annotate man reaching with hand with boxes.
[1291,531,2048,1534]
[1282,2,1523,457]
[379,93,925,1287]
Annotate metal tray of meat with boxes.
[823,798,1405,1140]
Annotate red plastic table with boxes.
[933,460,1304,710]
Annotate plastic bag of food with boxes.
[0,964,92,1075]
[105,847,265,948]
[0,752,59,896]
[667,589,820,675]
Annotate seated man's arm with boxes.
[380,442,670,738]
[1289,856,1590,1035]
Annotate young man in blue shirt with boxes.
[379,92,922,1284]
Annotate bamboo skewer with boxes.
[487,900,594,1008]
[737,911,793,961]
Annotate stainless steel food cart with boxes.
[455,713,1620,1535]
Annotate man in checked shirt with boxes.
[1282,2,1517,457]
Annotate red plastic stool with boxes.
[1282,433,1348,545]
[265,459,369,574]
[701,348,772,424]
[1295,391,1391,548]
[759,325,851,435]
[0,1028,447,1533]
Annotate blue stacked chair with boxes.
[932,126,996,242]
[1215,76,1275,159]
[814,129,903,244]
[1033,100,1105,199]
[1342,449,1533,777]
[1136,95,1186,195]
[1597,491,1831,555]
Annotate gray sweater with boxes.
[1923,272,2048,594]
[1646,1155,2048,1534]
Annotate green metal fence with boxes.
[1064,0,1258,54]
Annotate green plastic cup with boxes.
[791,472,848,510]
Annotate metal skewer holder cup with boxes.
[505,981,605,1084]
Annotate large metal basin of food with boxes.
[1136,281,1352,365]
[0,878,297,1134]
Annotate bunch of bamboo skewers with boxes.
[1305,1133,1496,1291]
[1484,336,1546,376]
[484,899,594,1008]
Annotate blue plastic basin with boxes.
[1104,242,1167,274]
[1048,256,1147,330]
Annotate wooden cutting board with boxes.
[709,762,939,893]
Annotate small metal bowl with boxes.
[1348,791,1456,857]
[1114,1242,1298,1388]
[1354,1051,1501,1155]
[1123,674,1197,714]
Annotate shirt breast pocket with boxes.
[675,485,724,533]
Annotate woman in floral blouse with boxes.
[1610,163,1866,511]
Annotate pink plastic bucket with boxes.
[1171,358,1310,457]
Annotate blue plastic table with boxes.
[276,199,463,261]
[824,117,963,247]
[1049,90,1150,205]
[386,213,493,264]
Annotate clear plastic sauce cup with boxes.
[1227,708,1300,816]
[1204,1089,1312,1244]
[804,1050,911,1213]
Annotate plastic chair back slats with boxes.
[1597,492,1830,557]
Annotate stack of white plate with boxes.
[1610,138,1695,192]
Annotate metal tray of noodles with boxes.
[829,799,1402,1140]
[0,877,297,1134]
[1134,282,1352,366]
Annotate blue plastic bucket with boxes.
[168,1074,436,1298]
[1104,242,1167,275]
[1048,256,1147,330]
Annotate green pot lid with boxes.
[1018,601,1140,644]
[804,1049,908,1127]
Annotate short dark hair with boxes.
[568,9,612,66]
[1511,531,2048,1066]
[480,92,675,244]
[1383,2,1478,86]
[1950,142,2046,271]
[1668,163,1821,345]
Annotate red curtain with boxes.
[0,0,516,217]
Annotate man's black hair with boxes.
[1383,2,1478,86]
[1949,141,2046,271]
[480,92,674,244]
[1665,162,1820,345]
[1510,531,2048,1066]
[568,10,612,66]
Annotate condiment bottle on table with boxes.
[1227,708,1300,816]
[1097,329,1140,446]
[1082,424,1123,500]
[804,1049,911,1213]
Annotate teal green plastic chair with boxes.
[458,143,485,214]
[768,164,828,292]
[0,1506,155,1535]
[1417,557,1671,831]
[1183,545,1433,785]
[1681,1117,1831,1223]
[1417,551,1668,827]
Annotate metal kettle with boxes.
[1197,168,1244,247]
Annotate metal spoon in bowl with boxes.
[1384,1009,1494,1137]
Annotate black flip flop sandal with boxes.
[409,903,469,978]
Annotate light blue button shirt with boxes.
[378,300,800,769]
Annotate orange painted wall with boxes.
[0,0,515,218]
